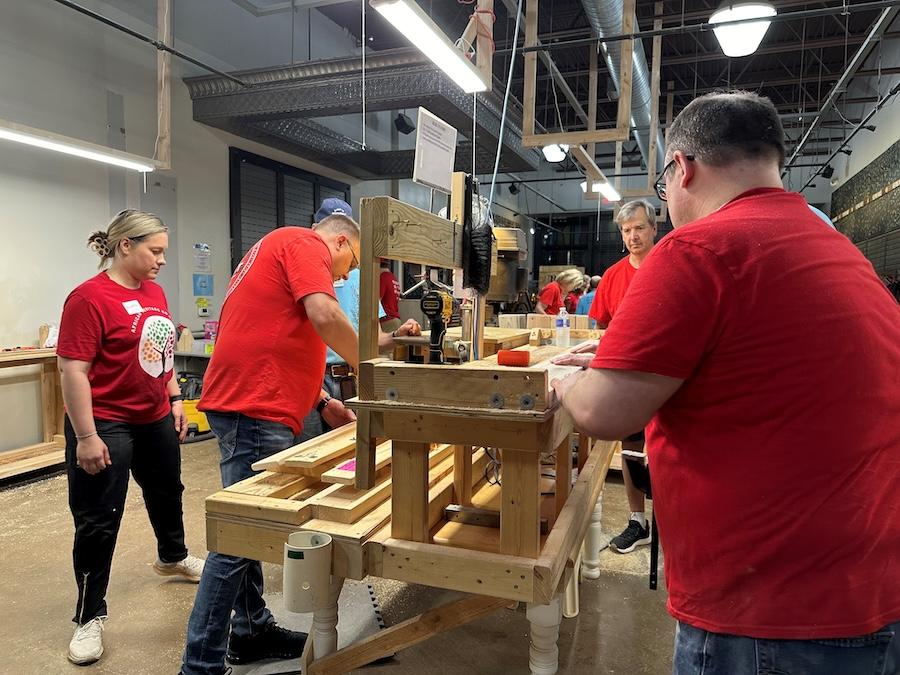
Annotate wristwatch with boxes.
[169,394,184,403]
[316,395,332,414]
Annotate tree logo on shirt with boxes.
[139,315,175,378]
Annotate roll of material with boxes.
[284,531,333,613]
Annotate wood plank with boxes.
[308,595,510,675]
[588,44,598,160]
[320,441,392,485]
[251,425,355,472]
[364,196,464,269]
[391,441,430,541]
[0,449,65,481]
[453,445,473,506]
[533,439,616,603]
[522,128,629,147]
[156,0,172,169]
[370,361,549,411]
[223,471,318,498]
[205,492,311,526]
[646,2,663,192]
[500,449,541,557]
[0,348,57,367]
[375,537,536,602]
[554,437,572,520]
[0,441,59,467]
[40,360,62,442]
[616,0,636,133]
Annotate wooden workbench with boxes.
[0,349,65,482]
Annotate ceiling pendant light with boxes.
[541,144,569,163]
[580,180,621,202]
[709,2,776,57]
[370,0,488,93]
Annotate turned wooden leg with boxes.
[527,595,563,675]
[581,492,604,580]
[311,576,345,659]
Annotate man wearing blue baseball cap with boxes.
[301,199,421,442]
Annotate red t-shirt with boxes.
[537,281,564,315]
[200,228,336,435]
[588,255,638,326]
[57,272,175,424]
[592,188,900,639]
[564,291,581,315]
[379,269,401,321]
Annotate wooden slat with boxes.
[251,425,356,474]
[308,595,509,675]
[0,448,64,481]
[0,348,56,366]
[320,441,392,485]
[554,437,572,520]
[521,128,628,148]
[224,471,318,498]
[205,492,311,526]
[500,449,541,557]
[616,0,636,132]
[156,0,172,169]
[364,197,463,269]
[588,44,598,160]
[390,441,430,542]
[40,360,62,442]
[453,445,473,506]
[646,2,663,192]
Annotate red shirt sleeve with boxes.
[588,281,611,325]
[281,236,336,302]
[591,239,734,378]
[56,292,103,363]
[538,282,562,311]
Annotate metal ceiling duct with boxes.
[580,0,665,173]
[184,50,541,179]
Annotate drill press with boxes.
[420,289,453,364]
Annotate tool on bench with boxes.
[420,289,453,364]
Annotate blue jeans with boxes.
[673,620,900,675]
[181,412,295,675]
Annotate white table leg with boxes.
[527,595,562,675]
[311,576,344,659]
[581,491,604,580]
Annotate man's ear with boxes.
[678,151,696,188]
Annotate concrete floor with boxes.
[0,439,674,674]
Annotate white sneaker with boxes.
[68,616,105,664]
[153,554,205,583]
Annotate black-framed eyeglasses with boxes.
[654,154,694,201]
[348,244,360,271]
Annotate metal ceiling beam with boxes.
[785,5,900,172]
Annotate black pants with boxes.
[65,413,188,624]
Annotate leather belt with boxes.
[328,363,352,378]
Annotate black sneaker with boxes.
[609,519,651,554]
[225,623,307,665]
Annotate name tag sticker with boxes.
[122,300,143,315]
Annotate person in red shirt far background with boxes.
[553,91,899,674]
[536,268,582,315]
[378,259,402,335]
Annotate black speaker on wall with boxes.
[394,112,416,135]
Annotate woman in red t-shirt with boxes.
[536,268,582,315]
[57,210,204,665]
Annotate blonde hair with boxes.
[556,269,583,289]
[87,209,167,269]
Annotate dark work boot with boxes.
[225,623,307,665]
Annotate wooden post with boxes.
[500,449,541,557]
[453,445,474,506]
[356,198,381,489]
[661,80,675,222]
[156,0,172,170]
[646,2,663,193]
[39,360,62,442]
[391,441,431,542]
[554,437,572,520]
[521,0,538,138]
[587,45,598,162]
[475,0,494,92]
[615,0,636,136]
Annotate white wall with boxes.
[0,1,358,452]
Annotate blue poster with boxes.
[192,273,214,297]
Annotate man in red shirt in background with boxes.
[181,214,361,675]
[585,199,658,554]
[553,91,899,673]
[378,259,402,335]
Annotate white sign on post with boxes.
[412,107,457,194]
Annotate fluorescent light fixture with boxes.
[541,144,569,163]
[580,180,621,202]
[709,2,776,57]
[0,117,155,172]
[370,0,488,93]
